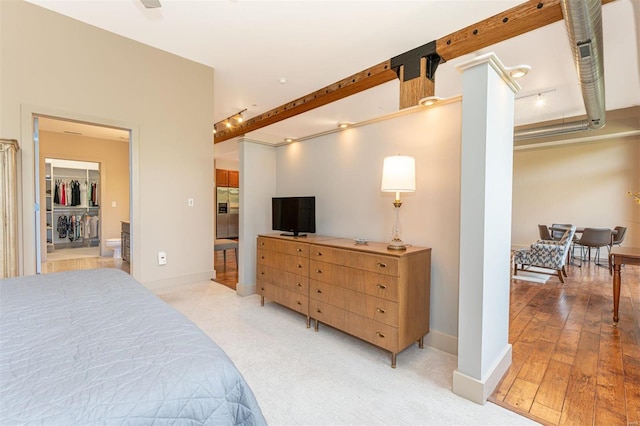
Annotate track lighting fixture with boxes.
[214,108,248,133]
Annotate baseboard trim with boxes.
[452,344,512,404]
[236,282,256,297]
[424,329,458,355]
[142,270,214,291]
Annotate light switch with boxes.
[188,198,194,207]
[112,201,117,207]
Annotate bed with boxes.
[0,268,266,425]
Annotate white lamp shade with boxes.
[381,155,416,192]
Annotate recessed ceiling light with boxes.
[279,78,287,84]
[418,96,442,107]
[337,122,351,129]
[535,93,545,107]
[508,65,531,79]
[284,138,294,143]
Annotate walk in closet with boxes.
[45,159,100,252]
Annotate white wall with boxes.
[1,1,215,287]
[274,103,463,347]
[512,137,640,247]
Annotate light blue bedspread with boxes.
[0,269,266,425]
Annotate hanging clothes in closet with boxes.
[54,179,83,207]
[90,181,99,206]
[55,213,99,242]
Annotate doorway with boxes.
[35,116,131,274]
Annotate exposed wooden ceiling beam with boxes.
[398,57,435,110]
[214,61,397,142]
[436,0,614,60]
[214,0,615,144]
[436,0,563,61]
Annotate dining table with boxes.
[609,246,640,324]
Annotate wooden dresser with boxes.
[256,234,431,367]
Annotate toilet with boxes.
[106,238,122,259]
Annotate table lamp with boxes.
[381,155,416,250]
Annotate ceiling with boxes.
[38,116,130,142]
[26,0,640,147]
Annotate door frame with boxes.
[20,104,140,279]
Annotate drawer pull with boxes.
[377,262,387,268]
[376,332,386,338]
[260,242,264,246]
[316,289,322,294]
[316,252,323,256]
[296,248,303,252]
[261,287,264,291]
[316,308,322,314]
[377,284,387,290]
[297,264,302,269]
[315,269,323,274]
[261,256,265,259]
[297,301,302,305]
[376,308,386,314]
[297,282,302,287]
[260,272,265,275]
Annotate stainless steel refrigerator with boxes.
[216,187,239,239]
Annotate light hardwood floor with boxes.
[42,256,129,274]
[213,249,237,290]
[491,261,640,425]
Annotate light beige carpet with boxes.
[157,281,536,426]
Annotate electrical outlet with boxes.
[158,251,167,265]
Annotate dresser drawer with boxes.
[257,264,308,295]
[258,282,308,316]
[310,280,398,327]
[310,300,397,352]
[310,245,398,276]
[257,249,309,276]
[257,237,309,256]
[309,260,399,302]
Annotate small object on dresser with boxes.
[354,238,368,245]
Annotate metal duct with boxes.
[514,120,589,141]
[513,0,606,141]
[560,0,606,129]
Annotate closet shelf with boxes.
[53,206,100,210]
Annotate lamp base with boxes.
[387,239,408,251]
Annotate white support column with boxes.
[236,138,277,296]
[453,53,520,404]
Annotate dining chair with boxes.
[551,223,572,241]
[574,228,612,267]
[611,226,627,247]
[538,225,552,241]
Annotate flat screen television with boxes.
[272,196,316,237]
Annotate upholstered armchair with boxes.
[513,226,576,283]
